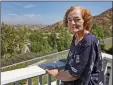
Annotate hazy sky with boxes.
[1,1,112,25]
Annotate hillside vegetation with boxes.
[1,8,112,67]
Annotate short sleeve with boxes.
[68,44,93,78]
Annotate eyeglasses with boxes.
[67,17,81,22]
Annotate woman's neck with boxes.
[75,30,89,41]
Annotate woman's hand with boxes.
[46,69,58,77]
[46,69,79,81]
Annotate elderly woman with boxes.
[46,6,104,85]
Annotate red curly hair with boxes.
[64,6,92,31]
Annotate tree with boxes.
[47,30,57,49]
[29,30,52,53]
[56,27,72,51]
[29,30,43,52]
[1,24,30,59]
[91,24,104,40]
[1,24,16,58]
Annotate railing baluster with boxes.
[47,73,51,85]
[5,84,10,85]
[38,75,42,85]
[56,80,60,85]
[28,78,32,85]
[104,62,109,75]
[15,81,20,85]
[109,65,112,85]
[103,59,108,73]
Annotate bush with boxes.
[104,45,113,54]
[1,63,27,72]
[1,50,58,67]
[100,43,113,54]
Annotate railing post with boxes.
[15,81,20,85]
[28,78,32,85]
[47,73,51,85]
[38,75,43,85]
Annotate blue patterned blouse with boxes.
[63,33,104,85]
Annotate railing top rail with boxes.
[102,53,112,62]
[1,52,112,85]
[1,50,69,69]
[1,66,46,85]
[102,53,112,59]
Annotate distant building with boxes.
[22,39,31,53]
[100,37,112,46]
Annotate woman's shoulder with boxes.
[83,33,99,46]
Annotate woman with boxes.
[46,6,104,85]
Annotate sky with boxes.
[1,1,112,25]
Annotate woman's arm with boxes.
[56,71,79,81]
[46,69,79,81]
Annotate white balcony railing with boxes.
[1,52,112,85]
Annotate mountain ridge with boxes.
[43,8,112,30]
[3,8,112,32]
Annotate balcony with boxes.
[1,51,112,85]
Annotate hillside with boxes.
[5,8,112,34]
[6,24,46,30]
[93,8,112,30]
[42,8,112,36]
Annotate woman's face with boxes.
[67,8,84,34]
